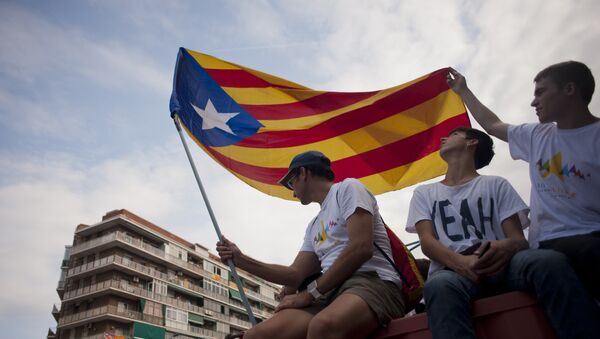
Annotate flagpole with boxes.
[172,113,257,326]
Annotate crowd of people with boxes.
[216,61,600,339]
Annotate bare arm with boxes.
[312,208,375,293]
[415,219,480,282]
[276,208,376,312]
[216,237,321,286]
[472,213,529,276]
[447,68,512,141]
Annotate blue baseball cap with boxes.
[278,151,331,190]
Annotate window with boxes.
[213,266,222,275]
[165,307,188,330]
[117,301,128,313]
[154,280,168,296]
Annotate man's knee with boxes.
[425,271,472,302]
[309,311,345,338]
[243,320,285,339]
[243,325,268,339]
[512,249,570,272]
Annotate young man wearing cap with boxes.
[216,150,404,339]
[447,62,600,299]
[406,127,600,339]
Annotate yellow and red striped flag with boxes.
[169,47,470,200]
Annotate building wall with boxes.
[51,209,280,339]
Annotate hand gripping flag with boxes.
[170,47,470,200]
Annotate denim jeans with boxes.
[424,249,600,339]
[539,231,600,299]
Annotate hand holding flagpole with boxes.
[172,113,257,326]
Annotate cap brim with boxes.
[278,170,295,190]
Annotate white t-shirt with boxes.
[300,178,400,284]
[405,176,529,275]
[509,122,600,247]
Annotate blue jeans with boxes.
[424,249,600,339]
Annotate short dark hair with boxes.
[534,61,595,104]
[450,127,495,169]
[304,164,335,181]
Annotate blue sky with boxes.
[1,0,599,337]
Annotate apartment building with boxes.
[48,209,280,339]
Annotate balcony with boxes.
[58,304,162,327]
[69,231,216,281]
[242,288,278,307]
[52,304,60,321]
[75,335,133,339]
[61,279,251,330]
[228,298,271,319]
[70,232,118,255]
[229,316,252,329]
[66,254,230,305]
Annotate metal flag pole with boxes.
[172,113,257,326]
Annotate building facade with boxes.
[48,209,280,339]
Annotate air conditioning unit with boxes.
[176,271,183,276]
[132,276,139,283]
[204,310,214,316]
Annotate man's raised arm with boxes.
[447,68,512,142]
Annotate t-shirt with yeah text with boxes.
[405,176,529,275]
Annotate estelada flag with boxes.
[169,47,470,200]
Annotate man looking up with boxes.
[406,127,600,339]
[217,150,404,339]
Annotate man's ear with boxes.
[299,167,308,179]
[467,138,479,148]
[563,82,576,97]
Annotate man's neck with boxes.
[556,107,599,129]
[442,157,479,186]
[314,181,334,205]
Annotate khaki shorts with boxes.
[304,271,405,325]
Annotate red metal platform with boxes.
[374,292,557,339]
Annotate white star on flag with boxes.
[191,99,239,134]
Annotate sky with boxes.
[1,0,599,337]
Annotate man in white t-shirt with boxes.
[216,151,404,339]
[447,62,600,299]
[406,127,599,339]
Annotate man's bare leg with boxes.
[244,308,314,339]
[307,293,379,339]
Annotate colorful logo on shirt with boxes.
[536,152,589,181]
[314,219,337,246]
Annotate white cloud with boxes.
[0,3,171,95]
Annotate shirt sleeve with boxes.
[337,179,377,221]
[299,217,316,252]
[405,186,432,233]
[495,177,530,229]
[508,123,537,161]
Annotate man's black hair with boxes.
[534,61,595,104]
[450,127,495,169]
[303,164,335,181]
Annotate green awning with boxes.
[133,322,165,339]
[188,312,204,325]
[139,299,146,321]
[229,288,243,302]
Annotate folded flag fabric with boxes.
[170,47,470,200]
